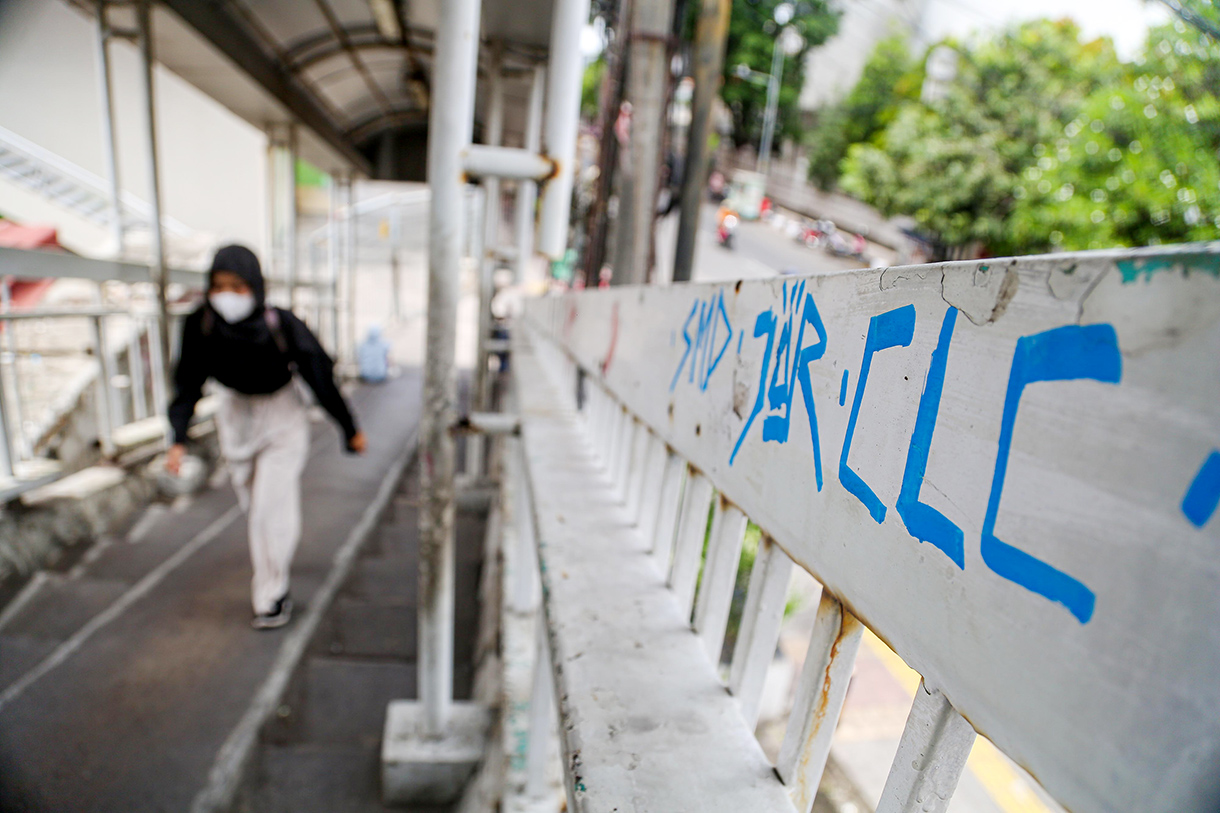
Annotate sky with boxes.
[921,0,1172,58]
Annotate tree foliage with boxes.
[840,18,1220,255]
[805,34,920,189]
[720,0,840,151]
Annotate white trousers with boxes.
[215,383,310,615]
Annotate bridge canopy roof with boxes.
[75,0,559,177]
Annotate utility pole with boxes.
[621,0,677,285]
[582,0,632,286]
[673,0,731,283]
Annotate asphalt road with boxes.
[658,203,868,284]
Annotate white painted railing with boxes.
[514,243,1220,813]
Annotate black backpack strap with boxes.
[263,307,297,372]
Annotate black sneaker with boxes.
[252,594,293,630]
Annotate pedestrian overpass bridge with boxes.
[0,0,1217,810]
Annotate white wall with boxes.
[0,0,267,263]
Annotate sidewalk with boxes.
[0,371,421,812]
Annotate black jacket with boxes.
[168,245,358,447]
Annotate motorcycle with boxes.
[717,213,739,250]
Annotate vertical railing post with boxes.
[514,66,546,286]
[0,318,14,478]
[419,0,482,738]
[91,315,116,456]
[693,500,748,662]
[147,314,168,434]
[0,283,30,462]
[669,470,715,617]
[876,681,976,813]
[128,318,149,420]
[729,534,793,729]
[777,592,864,812]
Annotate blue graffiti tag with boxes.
[982,324,1121,624]
[670,289,733,392]
[840,304,916,523]
[896,307,966,568]
[730,280,828,489]
[1182,451,1220,527]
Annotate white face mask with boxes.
[209,291,256,324]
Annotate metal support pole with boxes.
[673,0,731,283]
[95,1,124,257]
[390,207,402,323]
[128,319,149,420]
[343,174,357,366]
[0,367,12,478]
[757,34,784,177]
[284,126,299,309]
[420,0,482,737]
[327,175,343,355]
[147,314,168,427]
[514,66,546,287]
[478,50,505,416]
[0,291,14,477]
[0,283,30,462]
[624,0,677,285]
[135,0,170,383]
[310,239,323,331]
[91,315,116,456]
[537,0,592,261]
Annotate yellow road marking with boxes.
[860,630,1054,813]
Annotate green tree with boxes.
[805,34,919,189]
[720,0,840,152]
[581,56,606,121]
[1012,21,1220,249]
[841,18,1220,256]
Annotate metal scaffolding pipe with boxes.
[477,50,505,424]
[94,1,124,257]
[327,175,342,355]
[135,0,170,380]
[420,0,482,737]
[284,126,299,308]
[538,0,591,260]
[514,66,546,285]
[343,174,356,365]
[462,145,553,181]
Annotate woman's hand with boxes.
[348,432,368,454]
[165,443,186,476]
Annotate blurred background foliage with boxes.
[804,16,1219,256]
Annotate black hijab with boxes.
[205,244,273,343]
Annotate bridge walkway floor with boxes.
[0,370,469,812]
